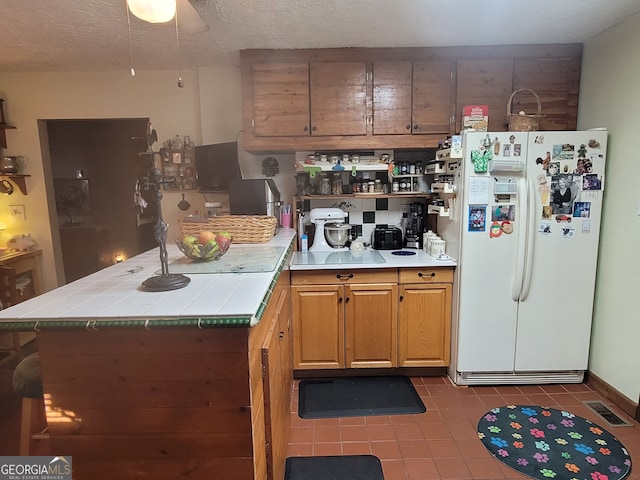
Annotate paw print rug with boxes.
[478,405,632,480]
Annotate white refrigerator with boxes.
[439,130,608,385]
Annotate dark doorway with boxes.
[45,119,157,283]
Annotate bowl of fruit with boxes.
[176,230,233,261]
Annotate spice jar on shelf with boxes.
[332,173,343,195]
[320,175,331,195]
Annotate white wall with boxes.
[0,70,202,291]
[579,13,640,403]
[0,63,295,292]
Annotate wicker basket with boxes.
[506,88,545,132]
[178,215,277,244]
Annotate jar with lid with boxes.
[331,173,343,195]
[392,181,399,193]
[374,179,383,193]
[320,175,331,195]
[368,181,375,193]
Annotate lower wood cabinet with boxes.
[291,267,453,370]
[291,269,397,369]
[398,267,453,367]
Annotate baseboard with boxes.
[586,370,639,422]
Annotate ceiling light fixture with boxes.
[127,0,176,24]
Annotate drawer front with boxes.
[291,269,397,285]
[399,267,453,284]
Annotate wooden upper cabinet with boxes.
[240,45,582,152]
[455,58,514,133]
[513,57,581,131]
[373,60,454,136]
[372,61,412,135]
[412,60,455,135]
[310,62,367,136]
[252,62,310,137]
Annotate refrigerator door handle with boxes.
[511,176,528,302]
[520,176,536,301]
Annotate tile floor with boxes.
[287,376,640,480]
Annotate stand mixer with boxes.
[309,208,350,252]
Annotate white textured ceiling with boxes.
[1,0,639,72]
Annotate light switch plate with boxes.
[9,204,26,222]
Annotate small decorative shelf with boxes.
[0,124,17,149]
[0,174,30,195]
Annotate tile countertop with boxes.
[290,248,457,270]
[0,228,297,331]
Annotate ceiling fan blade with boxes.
[177,0,210,34]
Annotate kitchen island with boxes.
[0,228,296,480]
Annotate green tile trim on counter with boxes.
[0,317,254,331]
[251,239,294,326]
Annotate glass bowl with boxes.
[324,223,351,248]
[176,236,232,261]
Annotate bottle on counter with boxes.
[301,234,308,252]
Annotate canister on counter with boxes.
[423,230,438,253]
[430,238,446,257]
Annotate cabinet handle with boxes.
[406,124,411,130]
[418,272,436,278]
[303,126,308,132]
[413,124,419,130]
[399,295,404,301]
[345,297,350,304]
[312,126,317,131]
[279,331,285,339]
[338,297,343,303]
[336,273,354,280]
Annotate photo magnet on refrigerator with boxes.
[468,206,487,232]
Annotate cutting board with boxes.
[164,246,285,274]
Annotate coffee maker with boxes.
[405,202,426,249]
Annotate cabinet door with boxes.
[372,61,412,135]
[252,63,310,136]
[513,56,581,131]
[411,60,455,135]
[455,59,513,133]
[291,285,344,369]
[262,289,292,480]
[398,283,452,367]
[345,284,398,368]
[310,62,367,136]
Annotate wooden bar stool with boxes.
[13,353,48,455]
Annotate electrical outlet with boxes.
[9,205,26,222]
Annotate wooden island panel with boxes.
[35,271,292,480]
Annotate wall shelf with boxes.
[298,192,432,200]
[0,174,30,195]
[0,124,17,149]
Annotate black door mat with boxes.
[298,376,426,419]
[285,455,384,480]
